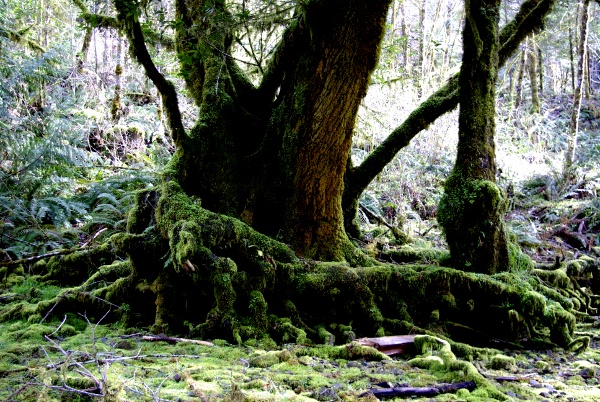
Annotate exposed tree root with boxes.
[3,182,598,353]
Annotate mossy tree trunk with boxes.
[122,0,391,262]
[437,0,509,275]
[274,1,392,261]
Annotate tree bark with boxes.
[437,0,508,274]
[276,0,392,261]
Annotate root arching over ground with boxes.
[4,179,597,355]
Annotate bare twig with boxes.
[81,227,108,248]
[40,290,73,324]
[49,314,68,336]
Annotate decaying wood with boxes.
[356,335,416,355]
[142,335,214,346]
[360,380,476,398]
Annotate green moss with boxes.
[41,241,119,286]
[438,177,509,274]
[489,354,516,370]
[532,268,571,289]
[271,317,307,345]
[384,245,450,264]
[295,342,390,362]
[566,375,586,386]
[508,241,535,272]
[520,290,547,317]
[535,360,551,371]
[409,335,507,400]
[413,335,455,364]
[246,349,292,369]
[248,290,268,333]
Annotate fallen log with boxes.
[356,335,416,356]
[360,381,476,398]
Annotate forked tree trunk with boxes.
[140,0,391,263]
[437,0,508,274]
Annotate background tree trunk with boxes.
[415,0,426,98]
[564,0,591,180]
[538,45,544,95]
[528,34,541,113]
[110,35,123,121]
[515,41,527,108]
[437,0,508,274]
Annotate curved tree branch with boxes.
[0,26,46,53]
[224,16,303,119]
[113,0,186,147]
[80,13,121,30]
[344,0,556,206]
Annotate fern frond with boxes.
[92,203,123,216]
[95,192,120,206]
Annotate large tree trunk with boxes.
[437,0,509,274]
[278,1,391,260]
[154,0,392,262]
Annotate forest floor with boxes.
[0,298,599,402]
[1,193,600,402]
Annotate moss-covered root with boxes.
[409,335,508,400]
[39,240,122,286]
[438,178,509,275]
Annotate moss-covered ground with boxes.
[1,305,600,401]
[2,181,600,401]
